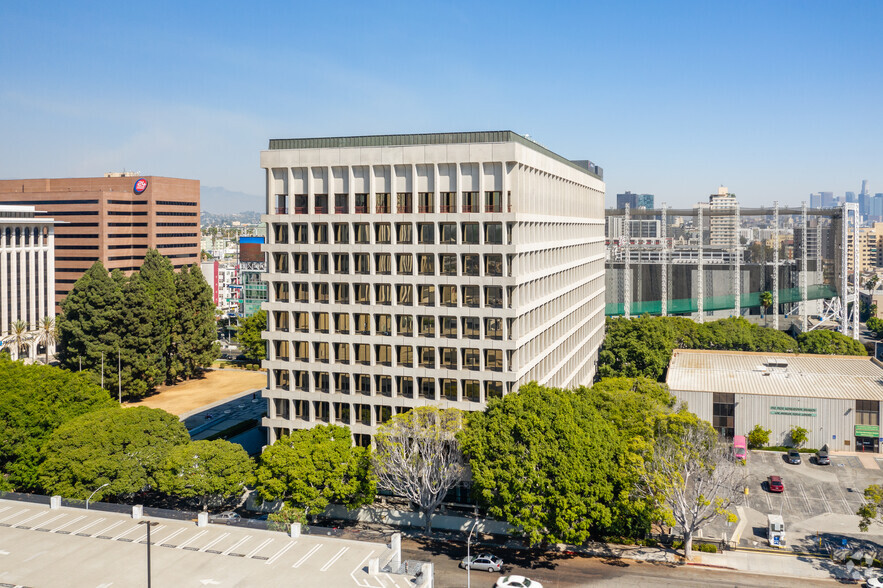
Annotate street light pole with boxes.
[86,482,110,510]
[466,518,479,588]
[140,520,159,588]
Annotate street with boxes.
[402,537,839,587]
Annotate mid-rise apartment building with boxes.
[709,187,738,248]
[260,131,606,444]
[0,205,57,360]
[0,174,200,308]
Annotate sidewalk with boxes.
[831,450,881,470]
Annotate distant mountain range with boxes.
[201,186,263,214]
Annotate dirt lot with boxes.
[125,369,266,415]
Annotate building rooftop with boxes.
[267,130,603,180]
[666,349,883,401]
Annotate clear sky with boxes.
[1,1,880,209]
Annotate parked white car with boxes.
[459,553,503,572]
[495,575,543,588]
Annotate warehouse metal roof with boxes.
[666,349,883,401]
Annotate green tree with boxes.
[857,484,883,531]
[0,357,114,490]
[169,265,220,381]
[255,424,374,515]
[789,426,809,448]
[35,316,58,365]
[57,260,123,386]
[796,329,866,356]
[268,504,310,532]
[237,310,267,364]
[374,407,465,533]
[759,291,773,319]
[134,250,178,384]
[460,384,622,545]
[156,440,255,510]
[746,425,771,449]
[38,406,190,499]
[868,317,883,338]
[2,319,33,361]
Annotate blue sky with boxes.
[1,1,881,209]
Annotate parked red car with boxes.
[768,475,784,493]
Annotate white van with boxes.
[767,514,785,547]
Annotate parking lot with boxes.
[0,499,411,587]
[736,450,883,549]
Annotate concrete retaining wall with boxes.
[324,504,512,535]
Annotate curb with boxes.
[734,545,828,559]
[685,562,736,570]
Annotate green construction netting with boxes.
[605,284,839,316]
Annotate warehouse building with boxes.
[667,349,883,452]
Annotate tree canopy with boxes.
[795,329,867,356]
[38,406,190,499]
[57,252,219,398]
[0,357,115,490]
[237,310,267,364]
[255,424,374,514]
[156,439,255,510]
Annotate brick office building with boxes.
[0,174,200,309]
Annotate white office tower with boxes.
[260,131,606,444]
[709,186,738,248]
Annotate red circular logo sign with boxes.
[134,178,148,194]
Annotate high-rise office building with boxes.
[0,175,200,309]
[239,236,268,318]
[709,187,738,248]
[260,131,606,444]
[616,191,654,209]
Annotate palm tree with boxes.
[760,290,773,320]
[35,316,58,364]
[3,320,33,361]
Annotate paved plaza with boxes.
[0,499,412,588]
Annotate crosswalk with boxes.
[0,504,384,578]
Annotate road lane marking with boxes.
[199,532,230,552]
[222,536,251,555]
[265,541,296,565]
[155,527,186,545]
[245,538,273,558]
[292,544,322,568]
[92,521,124,537]
[177,530,208,549]
[70,518,104,535]
[320,546,349,571]
[51,515,86,532]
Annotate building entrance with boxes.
[855,436,880,453]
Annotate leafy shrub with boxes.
[747,425,771,449]
[789,426,809,448]
[698,543,718,553]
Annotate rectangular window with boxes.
[440,222,457,244]
[354,253,369,274]
[396,284,413,305]
[397,192,412,213]
[376,193,390,214]
[293,282,309,302]
[396,222,412,244]
[418,253,435,275]
[294,371,308,391]
[334,193,348,214]
[274,282,290,302]
[293,341,308,361]
[462,254,479,276]
[441,316,457,338]
[418,192,433,213]
[484,191,501,213]
[314,342,329,363]
[419,347,435,369]
[354,283,370,304]
[418,315,435,337]
[397,376,414,398]
[354,223,370,243]
[292,311,307,332]
[440,285,457,307]
[397,345,414,366]
[375,222,391,243]
[334,343,350,364]
[333,283,349,304]
[355,374,371,395]
[333,312,350,333]
[396,314,413,336]
[314,312,329,333]
[463,348,480,370]
[355,193,368,214]
[273,223,289,244]
[313,223,328,243]
[440,347,458,370]
[292,223,307,243]
[462,285,479,307]
[293,195,307,214]
[462,191,478,213]
[441,378,457,401]
[440,192,456,213]
[485,317,503,340]
[375,253,391,274]
[484,222,503,244]
[375,344,392,366]
[376,376,392,398]
[418,285,435,306]
[419,377,435,400]
[485,254,503,276]
[333,223,349,244]
[485,381,503,400]
[375,283,391,305]
[314,282,329,303]
[462,222,479,244]
[485,286,503,308]
[417,223,434,244]
[273,252,289,273]
[292,253,307,273]
[396,254,413,275]
[313,253,328,274]
[355,313,371,335]
[314,371,329,393]
[440,254,457,276]
[315,194,328,214]
[375,314,392,335]
[485,349,503,371]
[462,316,480,339]
[355,344,371,365]
[463,379,480,402]
[334,374,351,395]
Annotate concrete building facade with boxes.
[0,206,57,360]
[0,175,200,309]
[260,131,606,444]
[709,187,738,248]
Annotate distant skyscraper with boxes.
[709,187,738,248]
[861,180,870,197]
[616,191,654,209]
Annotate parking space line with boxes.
[836,485,853,514]
[265,541,296,565]
[292,544,322,568]
[12,511,53,528]
[32,514,66,529]
[111,524,142,541]
[814,484,832,514]
[0,507,11,516]
[176,530,208,549]
[797,483,812,513]
[350,550,376,583]
[133,525,165,543]
[0,509,29,523]
[320,546,349,571]
[246,538,273,558]
[51,515,86,533]
[93,521,124,537]
[71,518,104,535]
[199,532,230,552]
[222,536,251,556]
[155,527,186,545]
[764,488,772,511]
